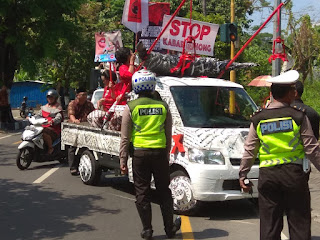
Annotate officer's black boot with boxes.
[160,201,181,238]
[136,203,153,240]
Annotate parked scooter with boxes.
[19,96,34,118]
[16,115,66,170]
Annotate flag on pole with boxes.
[122,0,149,33]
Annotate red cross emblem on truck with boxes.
[171,134,186,154]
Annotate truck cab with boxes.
[61,76,259,213]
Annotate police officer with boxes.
[239,70,320,240]
[119,70,181,240]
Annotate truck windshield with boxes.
[170,86,257,128]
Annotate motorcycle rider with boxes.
[34,89,63,154]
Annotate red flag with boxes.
[122,0,148,33]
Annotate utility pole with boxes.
[272,0,282,76]
[229,0,236,114]
[202,0,206,16]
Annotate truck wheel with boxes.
[169,170,198,214]
[16,147,33,170]
[79,150,102,185]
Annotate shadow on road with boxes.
[0,178,121,240]
[0,143,18,166]
[195,200,259,220]
[99,173,136,196]
[98,171,258,222]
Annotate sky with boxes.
[250,0,320,33]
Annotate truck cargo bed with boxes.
[61,122,121,156]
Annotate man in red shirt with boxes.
[115,47,135,85]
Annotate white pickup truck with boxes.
[61,76,259,213]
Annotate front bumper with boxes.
[187,163,259,201]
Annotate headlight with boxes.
[188,148,225,165]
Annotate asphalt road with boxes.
[1,131,320,240]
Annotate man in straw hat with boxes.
[239,70,320,240]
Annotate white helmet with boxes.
[132,70,156,94]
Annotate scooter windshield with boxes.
[22,125,41,140]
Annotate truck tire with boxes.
[169,170,198,214]
[16,147,33,170]
[79,150,102,185]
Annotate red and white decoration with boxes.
[94,31,123,62]
[122,0,149,33]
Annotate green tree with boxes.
[285,14,320,82]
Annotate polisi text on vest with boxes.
[260,119,293,135]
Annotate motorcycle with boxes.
[19,96,34,118]
[16,115,66,170]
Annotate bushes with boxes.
[302,80,320,114]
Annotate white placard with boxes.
[160,15,219,56]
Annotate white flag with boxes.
[122,0,149,33]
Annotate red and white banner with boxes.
[94,31,123,62]
[160,15,219,56]
[122,0,149,33]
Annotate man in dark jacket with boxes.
[240,70,320,240]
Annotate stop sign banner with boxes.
[160,15,219,56]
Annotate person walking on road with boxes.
[239,70,320,240]
[119,70,181,240]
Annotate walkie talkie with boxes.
[242,178,253,195]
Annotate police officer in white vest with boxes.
[239,70,320,240]
[119,70,181,240]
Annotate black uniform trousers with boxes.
[132,148,173,230]
[258,163,311,240]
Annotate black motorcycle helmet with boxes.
[23,96,28,101]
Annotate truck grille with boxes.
[222,180,241,191]
[229,158,259,166]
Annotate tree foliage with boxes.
[285,13,320,82]
[0,0,86,88]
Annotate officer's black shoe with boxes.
[165,216,181,239]
[140,229,153,240]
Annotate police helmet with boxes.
[46,89,59,100]
[132,70,156,94]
